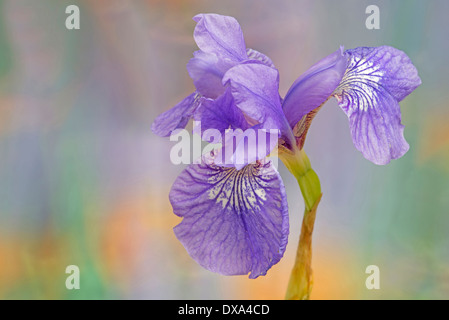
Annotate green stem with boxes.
[280,146,322,300]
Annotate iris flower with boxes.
[152,13,421,298]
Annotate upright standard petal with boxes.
[170,157,289,279]
[193,14,248,62]
[223,63,292,142]
[333,46,421,165]
[187,51,237,99]
[151,93,201,137]
[282,47,348,129]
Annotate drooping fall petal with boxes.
[333,46,421,164]
[170,156,289,279]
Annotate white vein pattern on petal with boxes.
[330,47,413,164]
[170,152,289,278]
[334,52,385,113]
[207,161,272,213]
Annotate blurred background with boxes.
[0,0,448,299]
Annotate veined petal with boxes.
[282,47,348,129]
[187,51,236,99]
[170,157,289,279]
[193,14,248,62]
[333,46,421,165]
[151,93,201,137]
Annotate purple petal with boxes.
[187,51,236,99]
[193,89,278,169]
[193,14,247,62]
[222,64,282,127]
[151,93,201,137]
[282,47,348,129]
[170,158,289,278]
[193,87,249,142]
[223,63,294,148]
[343,46,421,102]
[333,46,421,165]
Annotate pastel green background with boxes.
[0,0,447,299]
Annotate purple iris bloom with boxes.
[151,13,275,138]
[152,14,421,278]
